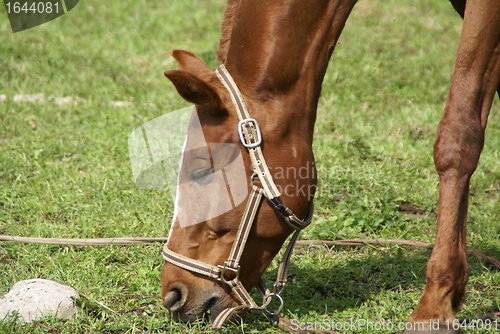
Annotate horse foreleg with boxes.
[405,1,500,333]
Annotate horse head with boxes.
[160,49,317,323]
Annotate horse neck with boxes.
[218,0,357,145]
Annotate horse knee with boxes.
[433,115,484,178]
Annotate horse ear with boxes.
[164,50,226,115]
[164,70,224,112]
[170,49,211,74]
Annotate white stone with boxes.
[109,101,133,107]
[13,93,46,103]
[53,96,86,105]
[0,279,79,323]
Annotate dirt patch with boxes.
[0,250,13,265]
[397,201,435,219]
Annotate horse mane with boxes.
[216,0,238,63]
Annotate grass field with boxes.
[1,0,499,333]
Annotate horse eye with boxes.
[210,227,231,238]
[215,228,230,237]
[190,167,213,184]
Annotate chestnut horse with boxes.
[161,0,500,332]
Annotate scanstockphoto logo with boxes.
[128,107,248,228]
[3,0,79,32]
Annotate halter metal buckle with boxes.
[238,118,262,148]
[217,262,240,284]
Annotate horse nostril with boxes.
[163,282,191,312]
[164,288,182,310]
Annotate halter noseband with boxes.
[162,64,312,328]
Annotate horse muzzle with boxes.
[162,281,235,323]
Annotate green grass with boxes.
[1,0,499,333]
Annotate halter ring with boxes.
[264,292,284,315]
[217,262,241,284]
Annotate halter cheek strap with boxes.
[216,64,312,232]
[215,65,281,200]
[162,64,313,328]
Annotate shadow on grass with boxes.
[259,245,499,317]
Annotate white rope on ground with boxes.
[0,236,168,245]
[1,235,498,268]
